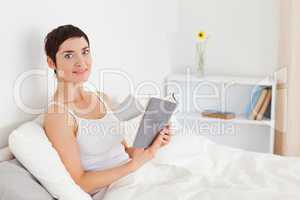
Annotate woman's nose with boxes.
[75,55,86,67]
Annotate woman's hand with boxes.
[128,148,155,171]
[127,123,172,172]
[150,123,172,150]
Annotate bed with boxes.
[92,132,300,200]
[1,111,300,200]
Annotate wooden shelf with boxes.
[166,74,274,86]
[174,112,272,126]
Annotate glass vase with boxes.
[195,43,205,77]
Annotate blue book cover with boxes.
[245,86,263,118]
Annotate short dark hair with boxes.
[44,24,90,74]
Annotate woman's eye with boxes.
[64,54,73,59]
[83,49,90,55]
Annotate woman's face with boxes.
[50,37,92,83]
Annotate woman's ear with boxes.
[46,56,56,70]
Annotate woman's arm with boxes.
[121,123,172,158]
[43,106,135,194]
[44,105,159,194]
[78,161,134,193]
[121,140,134,158]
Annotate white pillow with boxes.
[8,116,93,200]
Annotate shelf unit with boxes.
[179,112,272,126]
[165,72,277,154]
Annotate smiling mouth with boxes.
[73,69,87,74]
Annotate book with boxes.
[256,89,272,120]
[245,86,263,118]
[201,110,235,120]
[132,97,178,148]
[264,99,271,119]
[249,88,269,120]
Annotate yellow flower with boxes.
[197,31,206,41]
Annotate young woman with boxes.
[43,25,172,195]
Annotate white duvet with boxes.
[94,131,300,200]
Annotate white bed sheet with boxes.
[94,133,300,200]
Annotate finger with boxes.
[159,128,168,135]
[162,140,169,145]
[154,135,164,145]
[162,139,170,145]
[165,126,171,132]
[166,128,173,135]
[162,141,169,144]
[163,136,171,142]
[163,137,170,143]
[162,129,171,134]
[161,135,167,141]
[165,126,172,133]
[162,132,171,138]
[159,131,165,135]
[162,135,170,140]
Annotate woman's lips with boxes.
[73,69,87,74]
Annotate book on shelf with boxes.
[263,100,271,119]
[245,86,263,117]
[248,87,272,120]
[256,89,272,120]
[201,110,236,120]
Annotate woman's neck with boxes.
[54,81,85,104]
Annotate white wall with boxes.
[0,0,178,148]
[172,0,280,76]
[0,0,281,148]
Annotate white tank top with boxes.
[48,93,130,172]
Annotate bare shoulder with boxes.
[43,104,77,136]
[44,104,71,125]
